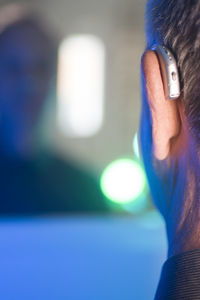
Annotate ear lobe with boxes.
[142,50,181,160]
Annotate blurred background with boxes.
[0,0,167,299]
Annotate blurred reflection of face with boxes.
[0,23,54,156]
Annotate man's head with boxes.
[146,0,200,139]
[0,4,57,157]
[140,0,200,251]
[140,1,200,258]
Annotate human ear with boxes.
[141,50,181,160]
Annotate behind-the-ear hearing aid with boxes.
[151,45,180,100]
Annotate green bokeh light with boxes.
[122,194,148,214]
[132,132,140,159]
[100,158,146,204]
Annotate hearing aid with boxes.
[151,45,180,100]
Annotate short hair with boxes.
[146,0,200,138]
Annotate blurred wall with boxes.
[0,0,146,173]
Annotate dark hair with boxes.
[146,0,200,137]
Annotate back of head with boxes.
[146,0,200,139]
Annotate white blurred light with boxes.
[133,132,140,159]
[57,34,105,137]
[100,158,146,204]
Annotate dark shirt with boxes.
[155,249,200,299]
[0,151,109,215]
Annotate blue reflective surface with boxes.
[0,212,167,300]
